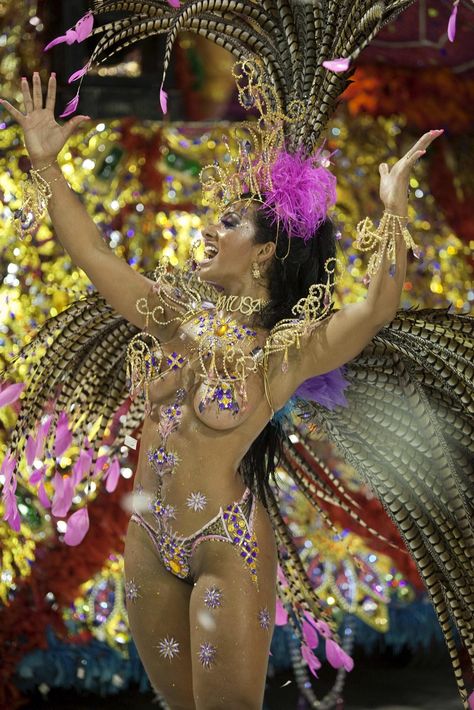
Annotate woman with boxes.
[0,72,445,709]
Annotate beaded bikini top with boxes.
[126,256,339,417]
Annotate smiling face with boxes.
[198,200,275,294]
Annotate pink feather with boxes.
[448,1,459,42]
[325,638,354,672]
[275,597,288,626]
[54,411,73,457]
[167,0,181,6]
[322,57,350,73]
[59,93,80,119]
[25,434,37,467]
[64,507,89,545]
[160,87,168,114]
[104,458,121,493]
[38,480,51,509]
[44,11,94,51]
[0,382,25,408]
[68,62,91,83]
[262,148,337,241]
[301,643,321,677]
[302,619,319,649]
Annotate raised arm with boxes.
[0,72,174,337]
[298,129,443,380]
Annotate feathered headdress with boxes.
[44,0,415,241]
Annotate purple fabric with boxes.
[261,147,337,242]
[294,365,350,410]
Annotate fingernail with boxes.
[51,72,56,77]
[21,76,26,81]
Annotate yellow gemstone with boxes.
[169,560,182,574]
[215,324,228,336]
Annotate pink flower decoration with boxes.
[301,643,321,677]
[51,471,74,517]
[302,619,319,649]
[448,1,459,43]
[44,11,94,51]
[275,597,288,626]
[59,93,80,119]
[160,87,168,114]
[325,638,354,672]
[322,57,350,73]
[104,458,121,493]
[0,381,25,408]
[68,62,91,84]
[54,411,73,457]
[64,507,90,545]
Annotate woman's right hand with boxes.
[0,72,90,168]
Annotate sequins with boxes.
[258,607,271,630]
[157,636,180,661]
[222,502,259,585]
[159,530,191,579]
[166,352,185,370]
[175,387,187,404]
[125,578,140,603]
[147,446,180,476]
[150,496,177,521]
[186,491,208,512]
[198,641,217,669]
[203,586,223,609]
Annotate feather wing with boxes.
[283,307,474,704]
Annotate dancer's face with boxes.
[198,200,274,290]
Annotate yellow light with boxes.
[447,246,457,255]
[409,178,419,188]
[327,596,335,605]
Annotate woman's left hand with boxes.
[379,129,444,216]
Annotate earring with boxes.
[252,262,261,279]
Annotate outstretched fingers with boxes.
[0,98,25,126]
[45,73,57,112]
[32,71,43,110]
[21,77,33,113]
[405,129,444,162]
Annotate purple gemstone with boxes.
[241,552,246,557]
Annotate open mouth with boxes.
[200,243,219,265]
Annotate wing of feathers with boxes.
[280,306,474,704]
[87,0,416,152]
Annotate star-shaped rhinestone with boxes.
[258,607,271,630]
[125,578,140,603]
[198,641,217,669]
[203,586,223,609]
[157,636,180,661]
[186,491,208,512]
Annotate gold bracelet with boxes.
[13,160,64,240]
[354,210,422,283]
[30,157,58,173]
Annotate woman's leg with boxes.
[123,519,195,709]
[189,501,278,710]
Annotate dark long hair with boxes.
[238,201,339,508]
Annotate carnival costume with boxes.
[2,1,473,708]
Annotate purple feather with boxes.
[295,365,350,410]
[261,148,337,242]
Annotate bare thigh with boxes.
[123,519,195,710]
[189,500,278,710]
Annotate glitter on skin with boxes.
[203,585,223,609]
[125,578,140,602]
[157,636,180,661]
[186,491,208,512]
[198,641,217,668]
[258,606,271,630]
